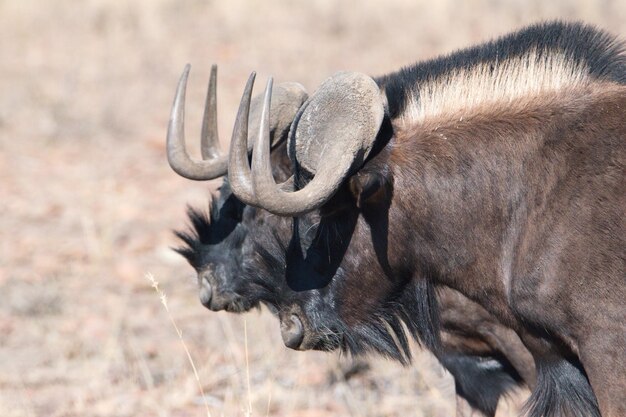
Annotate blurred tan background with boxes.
[0,1,623,416]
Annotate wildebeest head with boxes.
[174,180,253,312]
[168,65,307,312]
[243,196,438,364]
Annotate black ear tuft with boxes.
[187,205,213,244]
[172,205,212,267]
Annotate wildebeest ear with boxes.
[349,168,392,209]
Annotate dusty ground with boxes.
[1,1,623,416]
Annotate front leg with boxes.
[441,354,521,417]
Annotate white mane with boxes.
[399,49,591,126]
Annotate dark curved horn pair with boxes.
[229,71,386,216]
[166,65,308,181]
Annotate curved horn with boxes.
[227,72,258,205]
[243,71,385,216]
[167,64,228,180]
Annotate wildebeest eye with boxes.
[349,168,392,209]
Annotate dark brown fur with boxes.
[323,83,625,416]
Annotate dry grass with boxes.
[146,273,212,417]
[0,1,623,416]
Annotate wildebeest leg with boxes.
[578,336,626,417]
[442,354,521,417]
[483,326,537,387]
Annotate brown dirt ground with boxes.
[1,1,623,416]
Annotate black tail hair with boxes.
[523,357,600,417]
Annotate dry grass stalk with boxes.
[244,320,252,417]
[145,273,212,417]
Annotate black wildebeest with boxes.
[227,21,626,417]
[167,69,537,415]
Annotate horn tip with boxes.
[264,77,274,98]
[178,64,191,84]
[245,71,257,88]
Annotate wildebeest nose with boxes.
[198,274,213,308]
[281,314,305,350]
